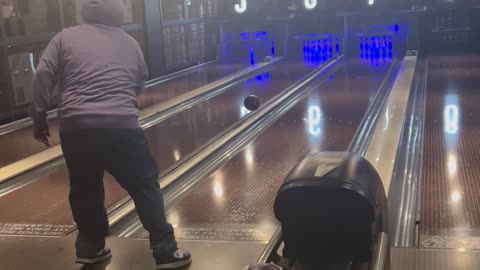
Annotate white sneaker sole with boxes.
[156,258,192,269]
[75,252,112,264]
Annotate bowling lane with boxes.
[0,62,247,169]
[0,60,318,235]
[420,55,480,249]
[130,58,393,246]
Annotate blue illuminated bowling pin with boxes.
[250,46,255,65]
[307,40,312,62]
[335,39,340,55]
[312,40,318,61]
[324,39,328,59]
[371,37,375,58]
[305,41,310,62]
[310,40,315,62]
[381,36,386,58]
[271,41,275,57]
[388,36,393,52]
[329,39,333,57]
[306,41,311,61]
[365,37,369,57]
[317,40,322,61]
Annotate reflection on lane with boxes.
[444,95,460,135]
[442,93,466,232]
[307,105,323,137]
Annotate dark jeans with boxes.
[60,128,177,259]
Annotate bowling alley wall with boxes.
[2,0,480,124]
[0,0,146,123]
[344,15,410,57]
[417,8,480,53]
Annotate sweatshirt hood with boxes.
[80,0,124,27]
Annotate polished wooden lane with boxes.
[131,59,392,243]
[0,62,246,168]
[421,55,480,249]
[0,60,316,236]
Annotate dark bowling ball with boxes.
[244,95,261,111]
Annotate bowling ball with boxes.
[244,95,261,111]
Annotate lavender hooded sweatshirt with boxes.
[30,0,148,132]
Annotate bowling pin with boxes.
[250,46,255,65]
[306,41,310,61]
[271,41,275,57]
[365,37,369,57]
[370,37,375,57]
[323,40,328,61]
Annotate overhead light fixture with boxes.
[368,0,375,5]
[235,0,247,13]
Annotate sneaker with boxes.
[75,247,112,264]
[244,263,283,270]
[156,249,192,269]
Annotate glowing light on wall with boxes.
[235,0,247,13]
[304,0,317,9]
[368,0,374,5]
[444,104,459,134]
[308,105,322,136]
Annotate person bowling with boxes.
[29,0,191,269]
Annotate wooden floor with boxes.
[2,235,480,270]
[420,55,480,249]
[0,236,266,270]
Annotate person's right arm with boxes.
[29,33,62,146]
